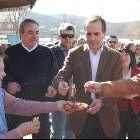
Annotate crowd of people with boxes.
[1,15,140,139]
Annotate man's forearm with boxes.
[100,74,140,98]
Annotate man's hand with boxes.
[7,82,21,95]
[58,81,69,96]
[45,85,57,97]
[87,99,103,115]
[57,100,74,113]
[84,81,101,93]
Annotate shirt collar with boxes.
[89,44,104,55]
[22,42,38,52]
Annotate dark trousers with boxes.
[118,105,140,139]
[6,113,50,139]
[78,114,107,139]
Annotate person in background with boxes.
[117,48,140,139]
[0,44,10,58]
[125,43,137,65]
[2,19,56,139]
[47,22,75,139]
[108,35,119,50]
[0,56,73,139]
[77,36,86,46]
[135,44,140,67]
[52,15,123,139]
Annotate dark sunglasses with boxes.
[61,34,74,38]
[109,41,117,44]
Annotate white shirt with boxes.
[89,45,103,101]
[123,68,131,79]
[22,42,38,52]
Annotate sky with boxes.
[32,0,140,23]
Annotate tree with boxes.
[0,7,28,34]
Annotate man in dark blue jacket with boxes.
[47,23,75,139]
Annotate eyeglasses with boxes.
[61,34,74,38]
[109,41,118,44]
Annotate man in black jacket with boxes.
[3,19,56,139]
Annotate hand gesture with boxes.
[7,82,21,95]
[84,81,101,93]
[57,100,89,113]
[57,100,74,113]
[45,85,57,97]
[87,99,103,115]
[16,118,40,138]
[58,81,69,96]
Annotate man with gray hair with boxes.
[3,18,56,139]
[46,22,75,139]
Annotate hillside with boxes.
[24,11,140,39]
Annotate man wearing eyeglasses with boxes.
[47,23,75,139]
[108,35,119,50]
